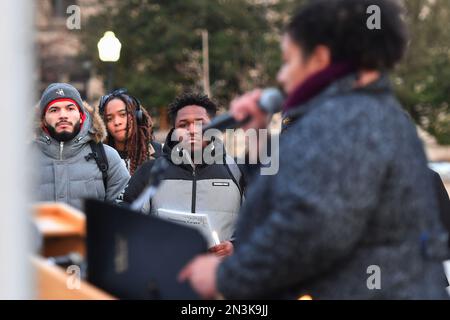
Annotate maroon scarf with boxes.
[283,61,356,113]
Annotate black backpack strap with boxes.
[87,141,109,191]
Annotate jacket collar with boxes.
[35,112,94,160]
[283,61,356,113]
[282,72,392,129]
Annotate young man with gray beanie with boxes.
[33,83,130,211]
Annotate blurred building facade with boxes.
[35,0,105,103]
[35,0,171,132]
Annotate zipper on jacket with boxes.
[59,141,64,160]
[191,167,197,213]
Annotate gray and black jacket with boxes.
[123,131,245,243]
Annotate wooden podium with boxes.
[33,202,114,300]
[34,202,86,257]
[33,256,114,300]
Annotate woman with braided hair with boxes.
[99,88,162,175]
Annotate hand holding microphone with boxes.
[231,90,266,131]
[202,88,284,132]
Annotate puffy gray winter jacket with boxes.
[33,102,130,211]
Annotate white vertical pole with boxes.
[0,0,34,299]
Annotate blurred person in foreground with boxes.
[179,0,449,299]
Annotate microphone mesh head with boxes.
[259,88,284,114]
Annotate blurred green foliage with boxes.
[83,0,300,112]
[83,0,450,143]
[395,0,450,144]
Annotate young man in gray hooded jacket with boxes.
[33,83,130,211]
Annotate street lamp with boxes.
[97,31,122,92]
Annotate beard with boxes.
[46,120,81,142]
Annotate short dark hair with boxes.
[168,93,218,126]
[287,0,408,70]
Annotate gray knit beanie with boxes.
[39,83,84,117]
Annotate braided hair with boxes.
[102,93,154,175]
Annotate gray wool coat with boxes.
[217,74,449,299]
[33,102,130,211]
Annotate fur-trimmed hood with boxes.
[81,101,107,143]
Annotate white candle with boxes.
[212,231,220,246]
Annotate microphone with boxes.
[202,88,284,132]
[131,157,170,211]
